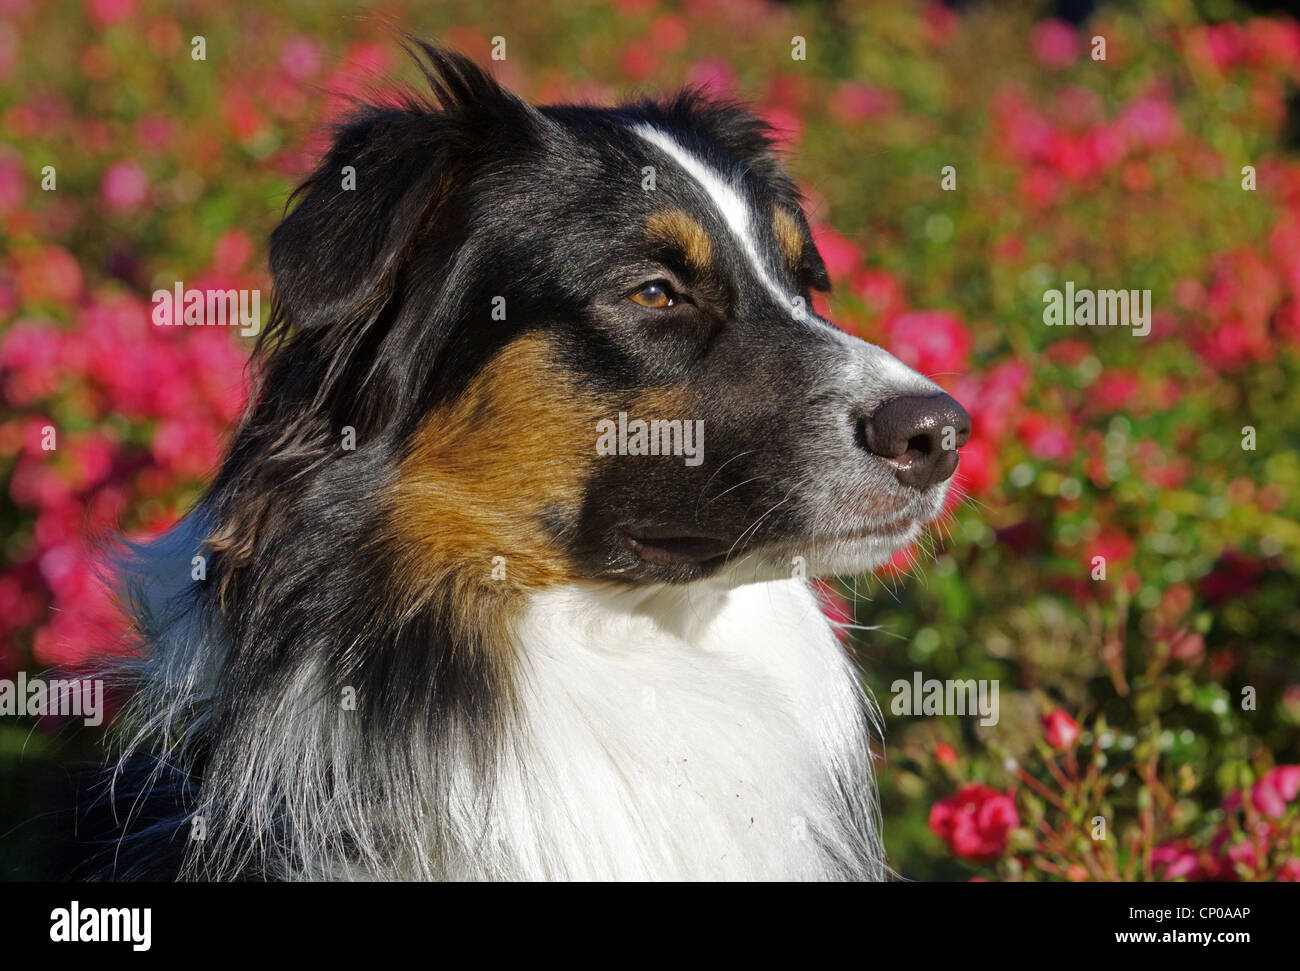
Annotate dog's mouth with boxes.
[619,517,919,568]
[619,528,733,567]
[831,517,918,541]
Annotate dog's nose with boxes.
[859,393,971,490]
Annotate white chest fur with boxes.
[478,578,883,880]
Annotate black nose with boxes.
[858,393,971,490]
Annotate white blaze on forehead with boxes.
[632,123,798,316]
[630,123,937,393]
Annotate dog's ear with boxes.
[269,110,445,332]
[269,46,529,333]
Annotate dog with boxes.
[85,43,970,881]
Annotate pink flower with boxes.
[1272,766,1300,801]
[1016,413,1072,462]
[188,332,249,423]
[10,457,71,510]
[0,150,24,214]
[1032,19,1080,69]
[812,580,852,643]
[279,36,322,81]
[1252,776,1288,818]
[1252,766,1300,818]
[810,225,861,282]
[65,434,115,491]
[1196,318,1264,371]
[949,436,997,502]
[34,501,82,548]
[151,415,222,478]
[885,310,972,377]
[618,45,657,83]
[1091,528,1135,562]
[100,160,149,212]
[1042,709,1081,750]
[222,90,267,142]
[1083,125,1126,172]
[759,106,801,152]
[946,436,993,519]
[1203,22,1245,72]
[951,359,1029,447]
[135,114,174,153]
[16,244,83,305]
[850,268,906,319]
[873,544,912,579]
[347,38,392,74]
[1116,95,1181,150]
[32,548,127,667]
[929,784,1019,862]
[829,82,896,123]
[0,574,41,635]
[993,87,1052,162]
[0,322,64,403]
[1153,840,1204,880]
[1044,339,1090,366]
[684,58,734,96]
[1044,130,1094,182]
[1168,629,1205,663]
[1091,370,1141,413]
[87,0,135,28]
[1224,838,1260,873]
[212,228,254,273]
[1246,17,1300,69]
[1020,166,1064,208]
[922,2,958,48]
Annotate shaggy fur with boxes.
[77,42,969,881]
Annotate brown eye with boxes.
[629,282,675,309]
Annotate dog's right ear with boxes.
[268,109,448,333]
[269,46,528,333]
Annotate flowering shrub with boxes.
[929,784,1021,863]
[1,0,1298,879]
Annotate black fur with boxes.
[69,42,948,879]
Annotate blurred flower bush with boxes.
[1,0,1298,879]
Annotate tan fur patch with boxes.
[386,335,602,639]
[388,336,702,647]
[645,209,714,274]
[773,208,806,269]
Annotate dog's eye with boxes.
[629,282,676,309]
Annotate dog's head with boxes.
[228,44,969,603]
